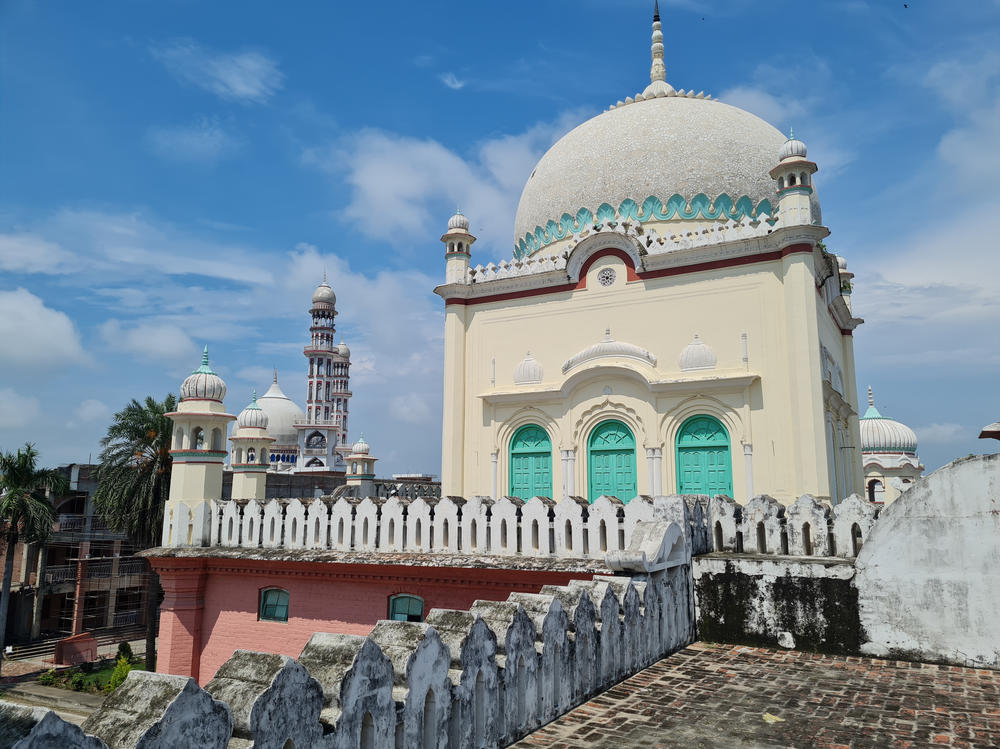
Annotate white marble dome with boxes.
[237,391,268,430]
[679,335,717,371]
[312,280,336,306]
[351,435,369,455]
[860,389,918,454]
[257,375,304,445]
[514,96,785,251]
[514,352,543,385]
[448,210,470,232]
[337,341,351,358]
[180,347,227,402]
[779,133,808,161]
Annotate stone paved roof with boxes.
[515,643,1000,748]
[142,545,611,574]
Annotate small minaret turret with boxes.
[345,435,377,497]
[642,1,675,98]
[442,210,475,285]
[769,128,818,226]
[165,346,236,546]
[230,390,274,501]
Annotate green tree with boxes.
[106,655,132,692]
[0,443,65,674]
[93,394,177,672]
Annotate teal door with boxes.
[587,420,637,502]
[676,416,733,495]
[509,425,553,499]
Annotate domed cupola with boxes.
[337,340,351,358]
[180,346,227,402]
[448,209,470,232]
[514,352,543,385]
[860,387,918,454]
[779,129,808,161]
[679,335,717,371]
[237,390,269,430]
[351,434,370,455]
[312,278,336,307]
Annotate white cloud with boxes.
[100,319,198,363]
[66,398,112,429]
[150,39,283,104]
[717,85,803,129]
[0,234,76,274]
[0,388,41,429]
[148,117,242,163]
[0,289,89,369]
[439,72,465,90]
[303,111,585,254]
[914,423,967,445]
[389,395,433,425]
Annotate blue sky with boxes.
[1,0,998,477]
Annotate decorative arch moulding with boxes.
[515,193,776,257]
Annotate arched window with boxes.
[247,448,256,463]
[509,425,553,500]
[259,588,290,622]
[389,594,424,622]
[867,479,885,503]
[587,420,637,503]
[192,427,204,450]
[675,415,733,496]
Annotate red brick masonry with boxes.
[515,643,1000,749]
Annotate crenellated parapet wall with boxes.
[705,492,879,558]
[5,514,694,749]
[163,493,666,556]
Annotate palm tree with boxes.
[93,394,177,672]
[0,443,65,674]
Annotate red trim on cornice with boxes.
[573,248,641,290]
[840,329,853,336]
[445,242,814,306]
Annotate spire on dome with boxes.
[641,3,675,98]
[868,385,874,406]
[273,368,278,384]
[193,345,215,374]
[649,3,666,84]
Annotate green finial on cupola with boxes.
[862,385,883,419]
[788,127,795,140]
[248,389,260,409]
[192,345,216,375]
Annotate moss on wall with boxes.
[695,560,865,655]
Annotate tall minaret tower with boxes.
[295,276,352,472]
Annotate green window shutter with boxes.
[509,425,553,500]
[389,594,424,622]
[587,420,637,503]
[259,588,290,622]
[675,416,733,495]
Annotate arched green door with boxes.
[509,425,553,499]
[587,420,637,503]
[676,415,733,495]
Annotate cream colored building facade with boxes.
[434,10,864,506]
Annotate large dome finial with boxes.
[868,385,874,407]
[642,3,675,98]
[649,2,666,85]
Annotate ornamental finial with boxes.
[789,126,795,140]
[649,2,666,84]
[251,388,258,404]
[273,367,278,384]
[192,345,215,374]
[202,344,209,365]
[868,385,874,406]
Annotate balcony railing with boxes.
[113,610,140,628]
[54,514,126,539]
[45,565,77,584]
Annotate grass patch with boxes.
[37,657,146,694]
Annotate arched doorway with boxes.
[676,415,733,495]
[509,425,553,499]
[587,420,637,502]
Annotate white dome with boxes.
[180,347,227,402]
[312,280,336,306]
[237,391,268,430]
[257,375,304,445]
[337,341,351,358]
[514,352,543,385]
[352,435,369,455]
[448,210,470,232]
[514,96,784,255]
[562,330,656,374]
[779,134,808,161]
[860,389,918,454]
[679,335,717,371]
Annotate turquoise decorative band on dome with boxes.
[515,193,775,258]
